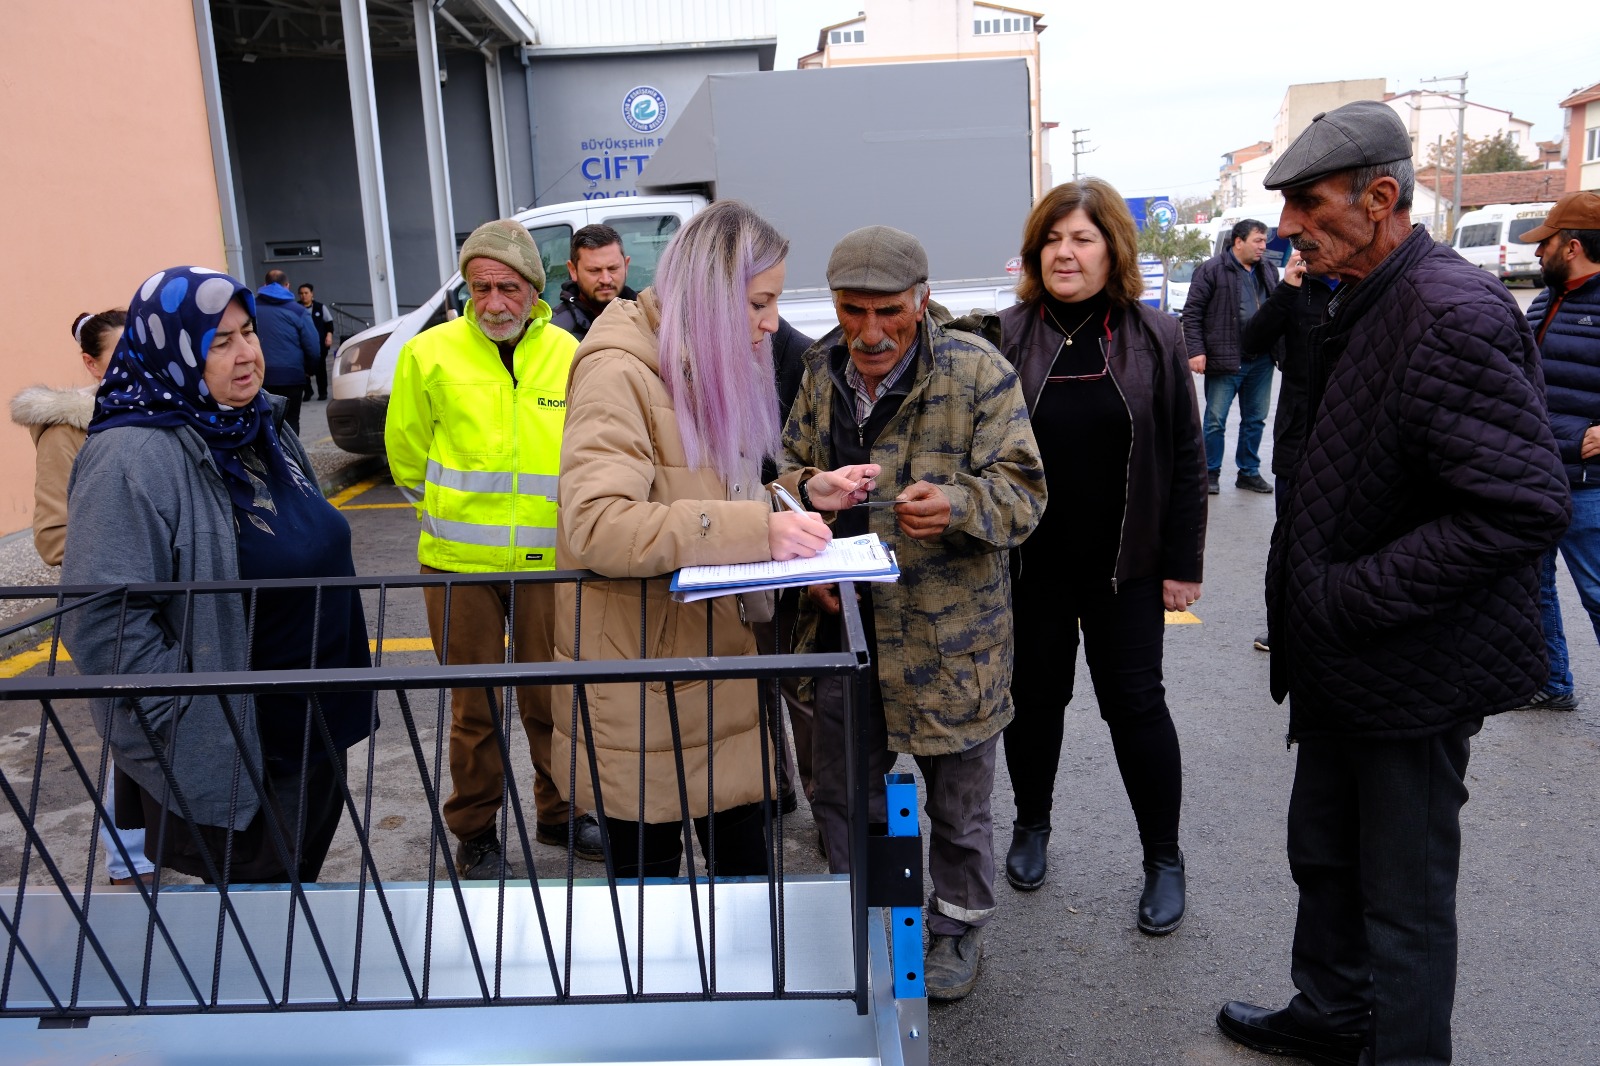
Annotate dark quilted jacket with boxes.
[1266,226,1570,738]
[1180,250,1282,373]
[1526,272,1600,489]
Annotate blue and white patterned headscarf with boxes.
[90,265,307,518]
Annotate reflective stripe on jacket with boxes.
[385,299,577,572]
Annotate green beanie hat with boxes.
[459,219,545,292]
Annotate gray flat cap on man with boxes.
[827,225,929,293]
[1264,100,1412,191]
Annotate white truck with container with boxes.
[327,59,1032,455]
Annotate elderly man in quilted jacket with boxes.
[1215,102,1570,1066]
[777,225,1046,1002]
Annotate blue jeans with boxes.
[1203,356,1274,477]
[1537,485,1600,694]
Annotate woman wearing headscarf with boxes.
[997,180,1207,934]
[552,201,877,879]
[61,266,375,884]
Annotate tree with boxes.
[1425,132,1534,174]
[1137,219,1213,313]
[1172,194,1219,223]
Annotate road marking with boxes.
[0,636,438,677]
[327,476,384,509]
[1164,610,1201,624]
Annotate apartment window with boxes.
[829,28,864,44]
[974,15,1031,34]
[1588,126,1600,164]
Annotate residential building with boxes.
[1416,170,1570,212]
[1384,90,1538,169]
[798,0,1051,197]
[1537,140,1565,170]
[1217,140,1273,209]
[1560,81,1600,191]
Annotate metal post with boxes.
[341,0,398,322]
[1071,127,1095,181]
[190,0,246,279]
[485,49,513,218]
[1421,73,1468,237]
[413,0,458,285]
[885,772,929,1066]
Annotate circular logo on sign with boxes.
[623,86,667,134]
[1148,199,1178,231]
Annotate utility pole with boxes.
[1420,73,1468,237]
[1071,128,1096,181]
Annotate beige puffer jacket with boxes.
[10,384,95,566]
[552,290,779,823]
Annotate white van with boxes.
[1451,203,1554,285]
[327,195,705,454]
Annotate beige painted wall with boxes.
[0,2,225,540]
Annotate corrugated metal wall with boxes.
[521,0,775,48]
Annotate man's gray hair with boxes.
[832,282,928,305]
[1348,158,1414,212]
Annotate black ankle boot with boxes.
[1005,818,1050,891]
[1138,842,1185,935]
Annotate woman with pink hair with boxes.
[553,201,877,879]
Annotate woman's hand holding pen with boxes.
[770,511,831,560]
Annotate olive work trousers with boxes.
[422,568,582,841]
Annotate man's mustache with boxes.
[851,337,898,354]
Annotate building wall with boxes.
[525,47,767,204]
[0,2,224,538]
[802,0,1046,197]
[1572,99,1600,192]
[521,0,775,47]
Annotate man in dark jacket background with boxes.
[1181,219,1281,494]
[549,224,637,342]
[1513,191,1600,712]
[1216,102,1569,1066]
[255,268,319,433]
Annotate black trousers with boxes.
[602,801,769,880]
[1003,574,1182,845]
[1284,718,1479,1065]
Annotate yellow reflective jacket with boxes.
[385,300,577,572]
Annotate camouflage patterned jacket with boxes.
[777,318,1046,756]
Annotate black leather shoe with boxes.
[1216,1001,1366,1065]
[1207,471,1221,495]
[537,813,605,862]
[1137,842,1185,934]
[1005,820,1050,890]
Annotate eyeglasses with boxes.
[1046,338,1109,383]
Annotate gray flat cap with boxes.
[1264,100,1412,191]
[827,225,929,293]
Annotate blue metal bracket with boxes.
[883,771,924,1000]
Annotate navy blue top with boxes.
[234,446,374,762]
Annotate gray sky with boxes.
[775,1,1598,200]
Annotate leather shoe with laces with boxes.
[454,829,525,880]
[1137,842,1185,935]
[536,813,604,861]
[1005,819,1050,890]
[1237,472,1274,494]
[1216,1001,1366,1066]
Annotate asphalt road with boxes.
[3,295,1594,1063]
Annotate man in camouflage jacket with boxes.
[775,226,1045,1001]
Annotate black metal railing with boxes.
[0,572,874,1020]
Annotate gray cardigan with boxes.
[61,399,318,831]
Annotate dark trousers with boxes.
[1285,718,1479,1065]
[422,570,576,840]
[264,384,303,434]
[307,352,329,400]
[602,801,769,879]
[1004,574,1182,845]
[811,671,999,937]
[126,753,346,884]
